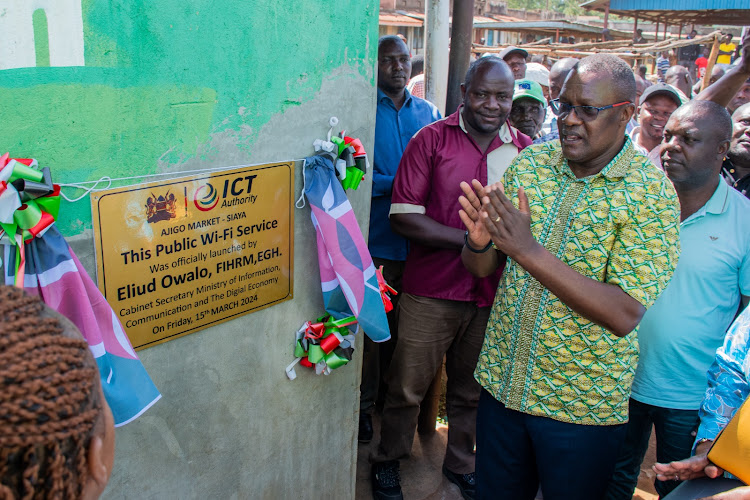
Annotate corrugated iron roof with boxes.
[609,0,747,9]
[580,0,750,25]
[379,10,526,28]
[379,12,423,27]
[473,19,633,40]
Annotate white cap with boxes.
[525,63,550,88]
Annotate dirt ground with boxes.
[358,366,660,500]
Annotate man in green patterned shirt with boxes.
[458,54,681,499]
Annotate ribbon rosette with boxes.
[285,314,357,380]
[330,134,367,191]
[0,153,61,286]
[285,272,397,380]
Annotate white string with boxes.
[295,159,309,209]
[57,159,306,203]
[54,116,341,207]
[58,177,113,202]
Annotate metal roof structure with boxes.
[472,19,633,40]
[580,0,750,25]
[378,10,527,29]
[379,11,423,27]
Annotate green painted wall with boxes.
[2,1,380,496]
[1,0,377,235]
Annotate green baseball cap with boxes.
[513,79,546,105]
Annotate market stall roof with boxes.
[580,0,750,26]
[474,30,723,63]
[472,19,633,40]
[379,11,423,27]
[379,10,526,28]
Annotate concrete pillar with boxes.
[425,0,450,115]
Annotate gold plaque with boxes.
[91,162,294,349]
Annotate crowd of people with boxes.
[364,31,750,500]
[1,27,749,500]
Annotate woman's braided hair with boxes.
[0,286,102,499]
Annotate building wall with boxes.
[1,1,379,497]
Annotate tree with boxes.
[505,0,582,16]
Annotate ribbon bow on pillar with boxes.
[286,314,357,379]
[330,134,368,191]
[0,153,61,287]
[285,272,398,380]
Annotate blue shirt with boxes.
[368,88,440,261]
[631,178,750,409]
[694,304,750,448]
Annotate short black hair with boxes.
[574,54,636,103]
[463,56,510,90]
[674,100,732,143]
[378,35,407,53]
[410,54,424,78]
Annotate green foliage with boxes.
[505,0,582,16]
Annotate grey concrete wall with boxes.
[76,71,377,499]
[3,1,380,496]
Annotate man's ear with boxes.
[87,435,109,486]
[718,139,730,158]
[621,103,636,123]
[460,83,466,101]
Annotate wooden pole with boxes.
[445,0,474,115]
[633,12,639,40]
[603,1,610,42]
[652,20,660,75]
[701,35,721,93]
[556,27,559,43]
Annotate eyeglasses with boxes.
[550,99,632,122]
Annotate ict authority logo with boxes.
[193,182,220,211]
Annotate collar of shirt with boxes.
[722,156,750,184]
[683,176,731,225]
[377,87,413,109]
[548,135,636,180]
[444,105,527,150]
[723,156,739,184]
[629,127,663,169]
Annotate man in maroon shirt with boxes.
[369,56,531,500]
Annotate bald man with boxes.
[607,100,750,500]
[665,65,693,100]
[540,57,578,139]
[460,54,680,499]
[723,102,750,199]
